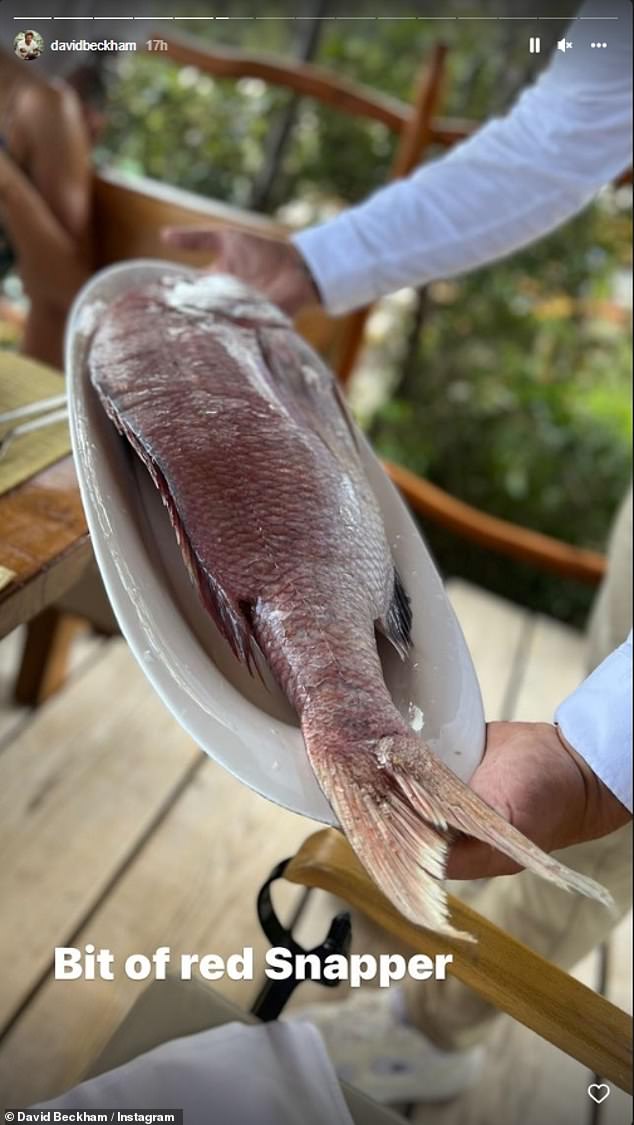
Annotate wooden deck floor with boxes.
[0,580,631,1123]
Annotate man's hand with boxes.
[446,721,630,880]
[162,227,320,316]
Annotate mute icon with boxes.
[557,38,573,53]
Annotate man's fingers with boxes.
[161,227,224,251]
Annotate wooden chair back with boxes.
[94,36,458,378]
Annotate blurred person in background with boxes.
[165,0,632,1104]
[0,0,162,366]
[0,47,92,367]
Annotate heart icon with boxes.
[587,1084,610,1104]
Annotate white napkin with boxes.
[36,1021,354,1125]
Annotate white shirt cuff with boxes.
[555,634,632,813]
[292,220,380,316]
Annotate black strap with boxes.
[252,858,352,1021]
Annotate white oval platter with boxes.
[66,260,485,824]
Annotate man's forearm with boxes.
[293,0,632,316]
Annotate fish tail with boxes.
[305,731,614,942]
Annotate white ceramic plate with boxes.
[66,260,485,824]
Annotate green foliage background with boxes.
[97,9,631,625]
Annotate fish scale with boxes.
[89,272,613,940]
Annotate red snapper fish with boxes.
[88,273,612,939]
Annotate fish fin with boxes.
[377,568,412,660]
[101,397,260,674]
[155,482,260,674]
[304,732,614,941]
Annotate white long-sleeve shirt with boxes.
[294,0,633,812]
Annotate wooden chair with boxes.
[95,33,456,383]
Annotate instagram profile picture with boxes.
[14,30,44,61]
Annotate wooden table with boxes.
[0,455,90,642]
